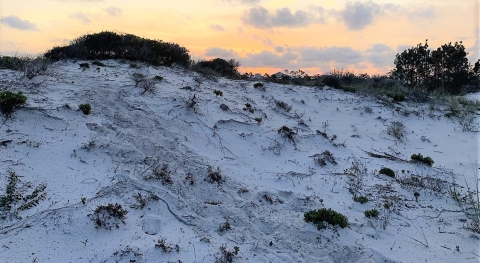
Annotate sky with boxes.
[0,0,479,75]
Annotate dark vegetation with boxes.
[44,31,190,67]
[304,208,349,230]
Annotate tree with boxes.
[391,40,479,94]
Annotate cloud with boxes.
[406,5,436,20]
[365,43,396,67]
[339,1,382,31]
[242,6,323,28]
[222,0,261,4]
[210,24,225,31]
[205,47,238,58]
[252,34,273,45]
[104,7,122,17]
[0,15,38,31]
[70,12,91,24]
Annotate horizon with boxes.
[1,0,479,76]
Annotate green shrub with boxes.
[379,167,395,178]
[253,82,264,88]
[79,104,91,115]
[154,75,163,81]
[45,31,191,67]
[411,153,434,166]
[387,92,405,102]
[304,208,349,230]
[0,91,27,115]
[0,56,24,70]
[353,196,369,204]
[364,209,379,218]
[322,75,341,89]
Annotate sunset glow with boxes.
[1,0,478,75]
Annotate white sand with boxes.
[0,60,479,262]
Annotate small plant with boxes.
[353,196,369,204]
[131,73,146,87]
[184,173,196,185]
[79,62,89,69]
[81,197,87,205]
[155,237,179,253]
[0,91,27,115]
[92,61,106,67]
[79,103,91,115]
[216,244,239,263]
[145,164,172,184]
[304,208,349,230]
[254,117,262,124]
[379,167,395,178]
[253,82,264,89]
[139,79,157,95]
[186,94,198,111]
[386,121,407,141]
[278,125,296,144]
[274,99,292,112]
[220,104,229,111]
[213,89,223,97]
[131,192,160,209]
[206,165,224,184]
[89,203,128,230]
[313,150,337,166]
[364,209,379,218]
[414,192,420,202]
[0,171,47,219]
[219,219,231,232]
[154,75,163,81]
[411,153,434,166]
[130,62,138,68]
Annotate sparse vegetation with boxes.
[206,165,224,184]
[379,167,395,178]
[353,196,369,204]
[304,208,349,230]
[145,164,173,184]
[89,203,128,230]
[213,89,223,97]
[0,91,27,116]
[411,153,434,166]
[79,103,91,115]
[364,209,379,218]
[386,121,407,141]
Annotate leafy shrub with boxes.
[322,75,341,89]
[0,91,27,115]
[213,90,223,97]
[0,56,24,70]
[79,104,91,115]
[411,153,434,166]
[379,167,395,178]
[90,203,128,230]
[387,92,405,102]
[194,58,240,78]
[254,117,262,124]
[353,196,369,204]
[364,209,379,218]
[44,31,191,67]
[304,208,349,230]
[0,171,47,219]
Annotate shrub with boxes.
[0,56,24,70]
[139,79,157,95]
[79,104,91,115]
[90,203,128,230]
[314,150,337,166]
[0,91,27,115]
[154,75,163,81]
[79,62,89,69]
[274,99,292,112]
[92,61,106,67]
[213,90,223,97]
[379,167,395,178]
[131,72,146,86]
[194,58,240,78]
[145,164,172,184]
[0,171,47,219]
[353,196,369,204]
[207,166,224,184]
[278,125,296,143]
[254,117,262,124]
[387,92,405,102]
[411,153,434,166]
[322,75,341,89]
[364,209,379,218]
[304,208,349,230]
[44,31,191,67]
[220,104,229,111]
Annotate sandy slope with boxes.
[0,60,479,262]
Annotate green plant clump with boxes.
[353,196,369,204]
[304,208,349,230]
[411,153,434,166]
[0,91,27,115]
[379,167,395,178]
[79,104,91,115]
[364,209,379,218]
